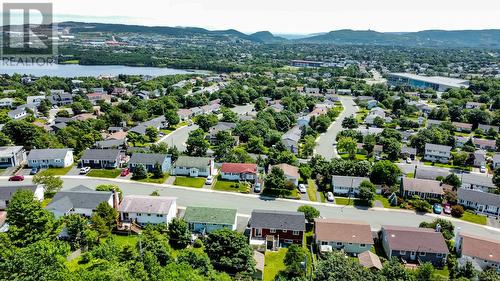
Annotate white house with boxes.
[455,232,500,273]
[220,163,258,182]
[26,95,46,107]
[172,156,214,177]
[271,163,299,187]
[458,188,500,216]
[46,185,115,218]
[331,175,370,196]
[27,148,74,168]
[119,195,177,226]
[424,143,452,163]
[0,98,14,108]
[0,185,44,210]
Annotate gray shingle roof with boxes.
[94,139,126,149]
[0,185,41,201]
[174,156,212,169]
[0,146,23,158]
[250,210,305,231]
[382,225,449,254]
[461,174,495,188]
[129,153,169,166]
[458,188,500,207]
[332,176,369,188]
[28,148,71,161]
[46,185,113,213]
[81,149,121,161]
[425,143,452,152]
[118,195,176,214]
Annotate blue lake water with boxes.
[0,64,207,77]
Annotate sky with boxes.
[2,0,500,34]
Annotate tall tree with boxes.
[167,218,191,249]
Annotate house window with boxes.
[360,244,366,247]
[293,231,299,235]
[400,250,406,255]
[282,230,287,233]
[321,241,328,245]
[437,253,442,257]
[255,228,262,237]
[348,242,353,245]
[336,242,343,246]
[419,252,426,256]
[270,229,276,233]
[137,213,141,216]
[147,214,151,216]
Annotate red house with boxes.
[249,210,305,250]
[220,163,257,182]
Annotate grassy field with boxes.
[460,211,487,225]
[45,165,74,175]
[264,248,287,281]
[134,174,169,184]
[87,169,121,178]
[108,234,139,248]
[422,161,472,171]
[306,179,318,202]
[173,176,205,188]
[213,180,250,193]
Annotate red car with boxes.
[120,168,130,177]
[9,175,24,181]
[443,204,452,215]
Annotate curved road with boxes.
[315,96,358,159]
[4,176,499,238]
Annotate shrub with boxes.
[412,199,432,213]
[193,238,203,248]
[451,205,465,218]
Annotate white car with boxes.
[480,166,486,173]
[80,166,91,174]
[406,158,412,164]
[327,192,334,202]
[298,184,307,194]
[205,176,214,185]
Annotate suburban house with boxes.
[118,195,177,226]
[281,126,301,154]
[314,218,374,255]
[80,149,122,169]
[177,109,193,121]
[457,188,500,216]
[461,174,495,193]
[455,232,500,273]
[26,95,46,107]
[46,185,115,218]
[452,122,473,132]
[271,163,299,186]
[465,102,485,109]
[220,163,258,182]
[0,98,14,108]
[86,93,112,105]
[27,148,74,168]
[8,107,27,120]
[208,122,236,143]
[249,210,305,249]
[94,139,127,150]
[400,177,447,199]
[473,150,487,168]
[331,175,370,196]
[0,146,26,168]
[473,138,496,151]
[478,124,499,133]
[0,185,44,210]
[128,153,171,173]
[381,225,449,267]
[48,92,73,106]
[183,206,237,234]
[424,143,452,163]
[401,146,417,160]
[172,156,214,177]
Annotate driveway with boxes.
[315,96,358,159]
[158,124,199,152]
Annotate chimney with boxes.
[112,189,120,210]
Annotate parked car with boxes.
[327,192,334,202]
[9,175,24,181]
[80,166,91,174]
[375,156,381,161]
[298,184,307,194]
[254,182,261,193]
[480,166,486,173]
[443,204,452,214]
[205,176,214,185]
[406,158,412,164]
[120,168,130,177]
[433,203,442,214]
[30,167,40,175]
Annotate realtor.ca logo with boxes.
[1,2,57,66]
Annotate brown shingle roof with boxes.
[314,218,373,245]
[459,232,500,263]
[358,251,383,270]
[382,225,449,254]
[272,163,299,178]
[402,177,446,195]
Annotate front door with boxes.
[255,228,262,237]
[410,251,416,260]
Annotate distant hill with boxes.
[297,29,500,48]
[52,22,500,48]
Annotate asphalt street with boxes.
[4,176,499,238]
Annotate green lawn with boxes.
[434,266,450,279]
[160,129,173,135]
[374,195,398,209]
[45,165,74,175]
[0,168,5,176]
[134,173,169,184]
[319,191,326,203]
[213,180,250,193]
[422,161,472,171]
[264,248,287,281]
[87,169,121,178]
[173,176,205,188]
[335,197,354,206]
[460,212,487,225]
[306,179,318,202]
[108,234,139,248]
[340,154,367,160]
